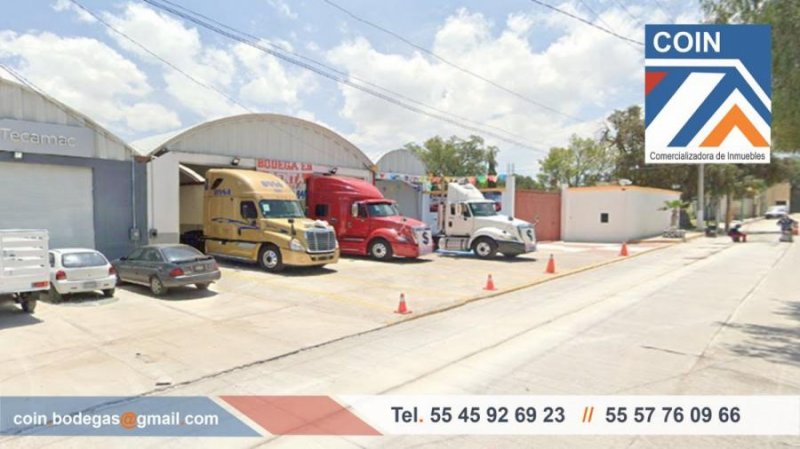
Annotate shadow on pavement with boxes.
[117,284,218,301]
[724,300,800,366]
[0,302,42,329]
[218,260,339,277]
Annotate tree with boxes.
[701,0,800,151]
[659,200,691,229]
[405,135,495,176]
[536,135,613,189]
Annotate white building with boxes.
[133,113,375,244]
[561,185,680,243]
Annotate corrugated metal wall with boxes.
[0,79,131,161]
[515,190,561,241]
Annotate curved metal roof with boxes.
[131,113,374,171]
[376,149,427,176]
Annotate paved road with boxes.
[5,219,799,448]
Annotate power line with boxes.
[528,0,644,46]
[139,0,550,153]
[610,0,642,24]
[319,0,584,122]
[151,0,539,146]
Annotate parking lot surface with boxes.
[0,240,670,396]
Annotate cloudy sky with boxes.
[0,0,702,175]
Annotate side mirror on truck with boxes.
[351,202,359,218]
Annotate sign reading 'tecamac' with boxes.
[0,119,95,158]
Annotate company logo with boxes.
[213,188,232,197]
[645,25,771,164]
[421,231,431,246]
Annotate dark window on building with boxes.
[315,204,329,217]
[241,201,258,219]
[600,213,609,223]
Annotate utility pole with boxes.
[697,163,705,230]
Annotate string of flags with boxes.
[377,172,509,191]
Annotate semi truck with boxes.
[203,169,339,273]
[436,182,537,259]
[306,174,433,260]
[0,229,49,313]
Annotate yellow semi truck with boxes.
[203,169,339,272]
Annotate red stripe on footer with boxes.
[219,395,381,436]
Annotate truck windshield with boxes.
[367,202,400,217]
[469,202,498,217]
[260,200,305,219]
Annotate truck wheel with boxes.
[368,238,393,261]
[258,244,285,273]
[149,276,168,297]
[502,253,518,259]
[21,297,37,313]
[472,238,497,259]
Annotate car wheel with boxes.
[472,237,498,259]
[102,288,115,298]
[258,244,285,273]
[502,253,518,259]
[21,297,37,313]
[368,238,393,261]
[195,283,210,291]
[48,286,63,304]
[149,276,168,297]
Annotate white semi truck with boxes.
[0,230,50,313]
[436,182,537,259]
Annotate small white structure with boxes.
[561,185,680,243]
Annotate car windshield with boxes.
[62,252,107,268]
[260,200,305,219]
[367,202,400,217]
[469,201,498,217]
[161,246,205,262]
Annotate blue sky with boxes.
[0,0,702,175]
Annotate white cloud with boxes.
[0,31,179,134]
[123,102,182,132]
[234,40,317,108]
[52,0,97,23]
[267,0,298,20]
[103,3,244,119]
[326,7,647,174]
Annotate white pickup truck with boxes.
[0,230,49,313]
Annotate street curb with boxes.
[391,240,682,326]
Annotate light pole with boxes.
[697,164,705,229]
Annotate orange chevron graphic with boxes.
[700,104,769,147]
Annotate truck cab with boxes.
[437,182,537,259]
[306,174,433,260]
[203,169,339,272]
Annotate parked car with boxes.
[47,248,117,303]
[765,205,788,218]
[113,244,221,296]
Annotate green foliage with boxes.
[405,135,498,177]
[702,0,800,151]
[536,135,614,189]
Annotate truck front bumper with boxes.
[393,241,434,258]
[496,240,537,256]
[284,248,339,266]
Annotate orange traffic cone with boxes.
[545,254,556,274]
[483,274,497,291]
[619,242,629,257]
[395,293,412,314]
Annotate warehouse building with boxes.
[0,78,146,259]
[132,113,375,244]
[376,149,436,229]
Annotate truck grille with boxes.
[305,229,337,253]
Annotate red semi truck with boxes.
[306,174,433,260]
